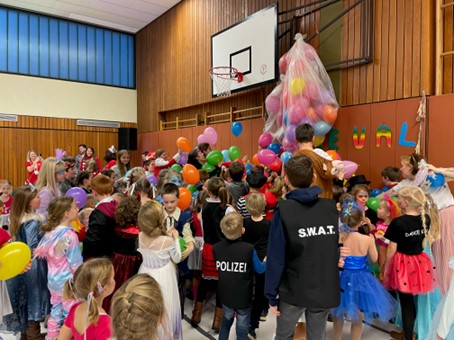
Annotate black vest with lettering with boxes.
[278,198,340,308]
[202,202,226,245]
[213,239,254,309]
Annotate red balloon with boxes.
[178,188,192,211]
[268,157,282,173]
[182,164,200,185]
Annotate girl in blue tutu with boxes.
[333,198,397,340]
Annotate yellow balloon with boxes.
[290,77,306,95]
[0,242,31,280]
[313,135,325,147]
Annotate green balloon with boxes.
[366,197,380,213]
[202,163,215,173]
[206,150,223,166]
[170,164,182,172]
[187,184,198,194]
[228,146,241,161]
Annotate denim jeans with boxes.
[219,305,251,340]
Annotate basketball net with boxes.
[209,66,243,97]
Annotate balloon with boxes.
[202,163,215,173]
[187,184,198,194]
[382,186,390,192]
[313,121,331,136]
[245,163,253,175]
[268,157,282,173]
[204,127,218,145]
[288,98,309,125]
[370,188,382,198]
[228,146,241,161]
[0,242,31,280]
[182,164,200,185]
[322,105,338,123]
[66,187,87,209]
[146,175,158,186]
[278,54,288,74]
[176,137,191,152]
[326,150,341,160]
[282,137,297,152]
[305,82,320,102]
[427,173,445,188]
[265,95,281,114]
[342,161,359,179]
[257,149,277,166]
[197,134,208,144]
[170,164,182,172]
[290,77,305,95]
[206,150,223,166]
[178,152,188,165]
[306,107,318,123]
[178,187,192,210]
[178,237,186,253]
[231,122,243,137]
[267,142,281,155]
[280,151,293,165]
[367,197,381,213]
[258,132,273,148]
[252,154,260,166]
[285,125,297,143]
[221,149,231,162]
[313,135,325,147]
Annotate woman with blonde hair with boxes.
[35,157,66,221]
[137,200,181,340]
[111,150,130,193]
[25,149,43,185]
[111,274,165,340]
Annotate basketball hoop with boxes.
[209,66,243,97]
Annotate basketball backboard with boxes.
[211,4,278,97]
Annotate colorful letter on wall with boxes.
[328,128,340,150]
[376,124,392,147]
[353,126,366,150]
[398,122,416,148]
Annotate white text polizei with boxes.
[298,225,336,238]
[216,261,247,273]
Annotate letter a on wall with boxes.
[376,124,392,147]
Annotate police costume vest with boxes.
[278,198,340,308]
[213,239,254,309]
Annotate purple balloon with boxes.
[285,125,297,143]
[178,152,188,165]
[258,132,273,148]
[66,187,87,209]
[147,175,158,186]
[257,149,277,166]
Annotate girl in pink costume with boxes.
[34,196,83,339]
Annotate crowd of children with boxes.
[0,138,453,340]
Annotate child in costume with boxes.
[383,186,438,340]
[0,227,13,327]
[58,258,115,340]
[34,196,83,339]
[333,198,397,340]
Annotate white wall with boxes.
[0,73,137,123]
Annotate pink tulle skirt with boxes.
[383,251,437,295]
[431,205,454,294]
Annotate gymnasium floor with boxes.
[1,297,398,339]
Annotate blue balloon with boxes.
[370,188,382,197]
[313,121,332,136]
[221,149,230,162]
[267,142,281,155]
[427,173,445,188]
[280,151,293,165]
[231,122,243,137]
[382,185,390,192]
[245,163,253,175]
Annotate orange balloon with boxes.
[252,153,261,165]
[322,105,338,123]
[176,137,191,153]
[182,164,200,185]
[326,150,340,160]
[306,107,318,123]
[178,187,192,211]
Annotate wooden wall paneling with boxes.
[421,0,434,95]
[332,107,350,157]
[386,0,397,100]
[443,5,453,94]
[403,0,414,98]
[341,1,349,105]
[346,0,355,105]
[394,0,405,99]
[372,0,382,103]
[379,0,390,102]
[411,0,422,97]
[369,101,397,187]
[394,98,421,166]
[352,1,361,105]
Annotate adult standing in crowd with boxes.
[188,143,211,170]
[75,144,87,174]
[25,150,43,185]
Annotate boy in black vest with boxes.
[213,212,266,340]
[265,155,340,340]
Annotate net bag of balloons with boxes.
[264,33,339,151]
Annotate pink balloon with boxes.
[305,82,320,103]
[279,54,288,74]
[282,137,297,152]
[197,134,208,144]
[204,127,218,145]
[342,160,359,179]
[288,97,309,125]
[257,149,277,166]
[258,132,273,148]
[265,95,280,114]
